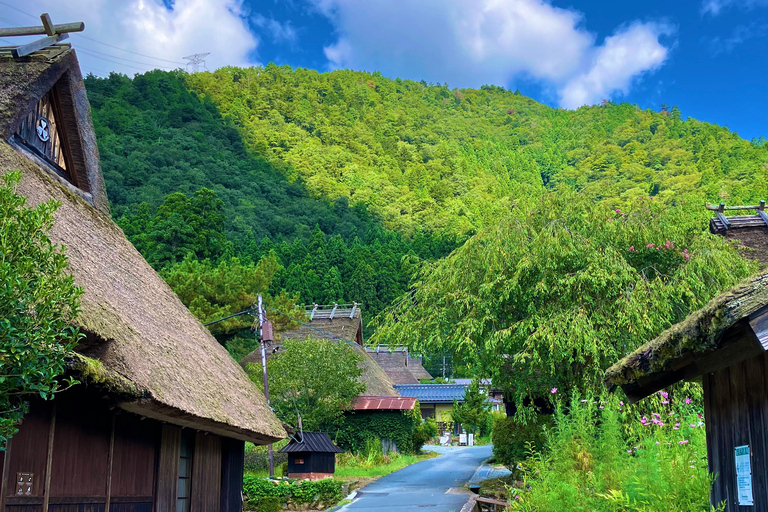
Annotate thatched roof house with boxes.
[366,346,433,384]
[242,305,399,397]
[606,271,768,510]
[0,42,283,512]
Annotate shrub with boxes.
[244,441,288,474]
[413,417,438,452]
[332,407,422,454]
[242,476,344,510]
[492,414,552,468]
[508,394,714,511]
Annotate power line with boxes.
[0,2,186,66]
[74,45,179,69]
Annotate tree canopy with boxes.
[251,339,365,431]
[372,192,757,417]
[0,172,82,447]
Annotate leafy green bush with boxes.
[246,497,281,512]
[508,394,715,511]
[0,172,83,447]
[243,440,288,474]
[242,476,343,509]
[332,408,421,454]
[492,414,553,468]
[413,417,438,452]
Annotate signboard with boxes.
[459,433,467,446]
[735,445,754,506]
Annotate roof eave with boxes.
[119,399,286,445]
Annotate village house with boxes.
[393,384,469,434]
[279,432,343,481]
[365,346,433,384]
[606,272,768,511]
[241,304,400,397]
[0,31,284,512]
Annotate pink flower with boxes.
[550,387,558,394]
[581,399,588,403]
[627,449,632,453]
[647,243,655,248]
[661,400,669,405]
[659,391,668,399]
[616,208,621,213]
[641,417,648,425]
[684,398,691,405]
[689,424,696,428]
[619,401,624,406]
[629,246,635,252]
[679,440,689,445]
[599,406,604,409]
[655,442,660,445]
[652,413,660,418]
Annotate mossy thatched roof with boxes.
[0,48,285,444]
[605,271,768,398]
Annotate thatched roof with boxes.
[605,271,768,401]
[366,348,433,384]
[0,48,285,444]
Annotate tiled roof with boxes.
[351,395,418,411]
[394,384,469,403]
[279,431,343,453]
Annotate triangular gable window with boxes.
[14,84,75,185]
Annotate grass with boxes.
[334,451,438,479]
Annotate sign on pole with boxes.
[735,445,754,506]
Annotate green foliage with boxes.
[374,192,757,416]
[242,476,343,509]
[492,414,553,468]
[251,339,365,430]
[244,440,288,475]
[450,379,491,435]
[0,172,83,448]
[509,395,716,512]
[187,65,768,237]
[413,416,438,452]
[332,406,423,454]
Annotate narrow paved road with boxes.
[335,445,492,512]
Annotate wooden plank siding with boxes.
[191,433,221,512]
[154,425,181,512]
[705,352,768,511]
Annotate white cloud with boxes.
[8,0,261,76]
[702,0,768,15]
[313,0,672,108]
[252,14,298,44]
[559,23,671,109]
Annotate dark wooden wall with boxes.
[288,453,334,475]
[3,391,250,512]
[1,392,158,512]
[703,351,768,511]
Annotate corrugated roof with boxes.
[279,432,343,453]
[351,395,417,411]
[394,384,469,403]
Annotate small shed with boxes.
[606,272,768,511]
[279,432,343,480]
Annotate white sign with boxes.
[459,433,467,445]
[735,445,754,506]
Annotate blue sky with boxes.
[7,0,768,140]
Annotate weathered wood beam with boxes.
[12,33,68,58]
[706,202,767,211]
[0,22,83,37]
[716,211,731,229]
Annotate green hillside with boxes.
[187,64,768,235]
[85,66,767,356]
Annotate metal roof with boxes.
[393,384,469,403]
[351,395,418,411]
[279,431,343,453]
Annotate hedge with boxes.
[243,477,344,510]
[332,409,421,454]
[492,414,553,467]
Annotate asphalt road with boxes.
[334,445,493,512]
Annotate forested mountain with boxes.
[84,66,768,358]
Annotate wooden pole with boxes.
[42,402,56,512]
[104,412,116,512]
[0,22,84,37]
[0,438,12,510]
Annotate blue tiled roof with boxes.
[393,384,468,403]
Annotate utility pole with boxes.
[256,294,275,477]
[183,52,210,72]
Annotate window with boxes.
[177,430,195,512]
[14,88,74,184]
